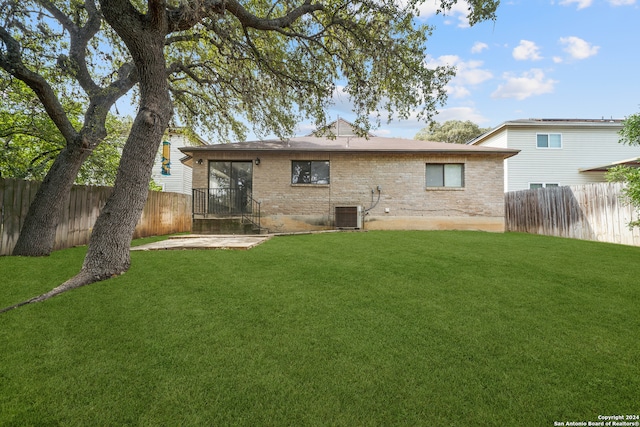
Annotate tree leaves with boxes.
[0,79,130,185]
[2,0,500,144]
[415,120,491,144]
[606,112,640,228]
[619,113,640,147]
[159,0,496,140]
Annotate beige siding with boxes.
[479,130,509,149]
[474,122,640,192]
[473,130,510,189]
[503,126,640,191]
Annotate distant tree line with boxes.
[415,120,491,144]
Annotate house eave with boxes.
[579,157,640,172]
[468,118,624,146]
[179,136,519,159]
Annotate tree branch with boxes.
[149,0,167,29]
[166,0,226,32]
[226,0,324,30]
[0,27,79,143]
[39,0,103,96]
[165,0,323,34]
[36,0,77,32]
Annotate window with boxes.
[529,183,559,189]
[291,161,330,184]
[536,133,562,149]
[426,163,464,188]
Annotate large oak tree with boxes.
[1,0,137,256]
[1,0,499,309]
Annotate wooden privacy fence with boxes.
[505,182,640,246]
[0,178,192,256]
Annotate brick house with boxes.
[180,132,518,234]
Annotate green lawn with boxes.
[1,231,638,426]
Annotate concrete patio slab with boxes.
[131,234,271,251]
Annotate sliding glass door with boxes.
[208,161,253,214]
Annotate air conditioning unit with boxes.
[335,206,362,229]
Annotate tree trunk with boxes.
[0,100,169,311]
[3,2,173,307]
[55,12,173,289]
[12,144,91,256]
[79,106,170,281]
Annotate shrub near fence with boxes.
[0,178,192,256]
[505,182,640,246]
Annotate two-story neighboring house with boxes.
[150,128,209,194]
[467,118,640,192]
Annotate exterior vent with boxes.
[335,206,362,229]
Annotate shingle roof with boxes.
[579,157,640,172]
[507,118,623,124]
[180,136,519,158]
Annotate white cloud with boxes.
[428,55,493,99]
[431,56,493,85]
[559,0,593,9]
[412,2,438,18]
[608,0,635,5]
[471,42,489,54]
[436,106,489,124]
[458,61,493,85]
[512,40,543,61]
[491,69,557,100]
[295,122,318,134]
[559,36,599,60]
[429,54,459,68]
[328,85,355,114]
[447,85,471,99]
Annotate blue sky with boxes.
[294,0,640,139]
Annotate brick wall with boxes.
[190,151,507,232]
